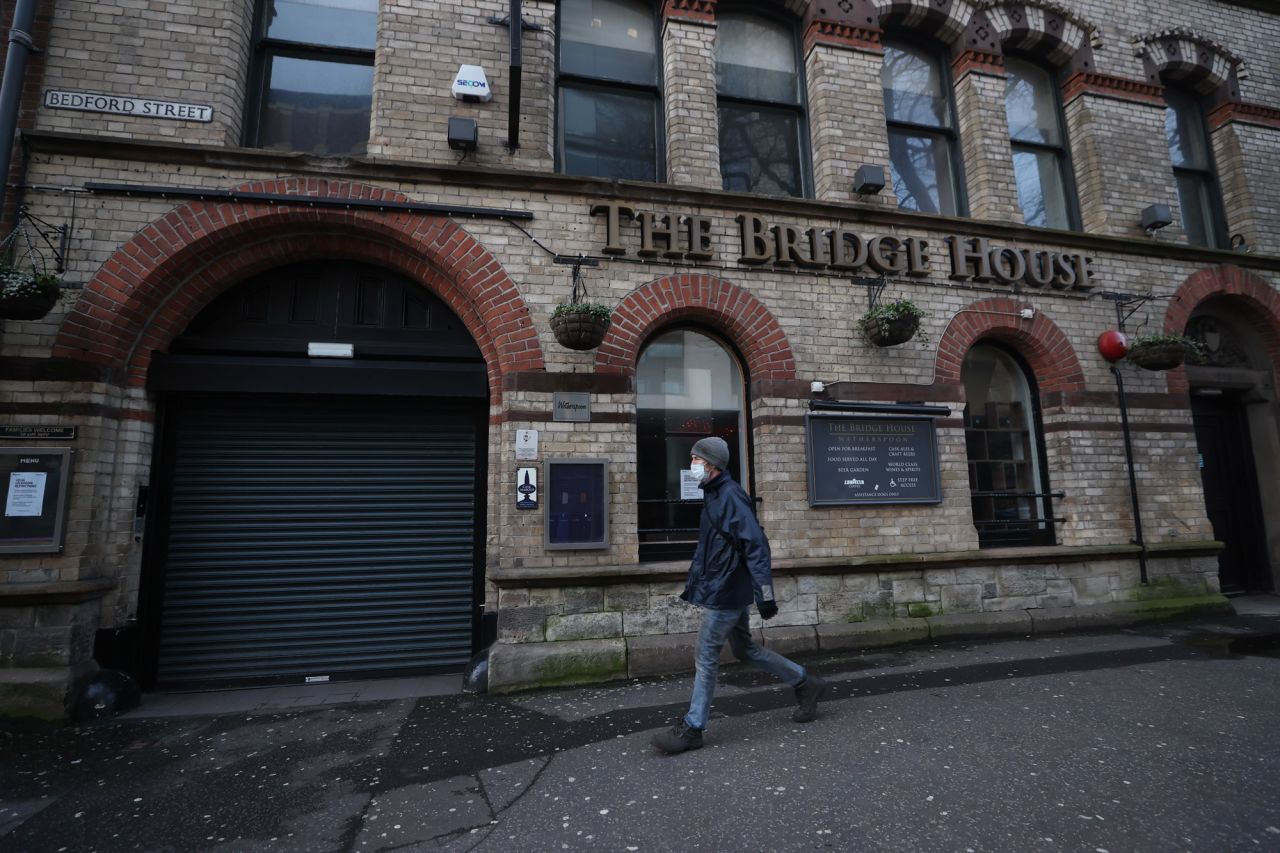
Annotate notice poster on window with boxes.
[5,471,47,516]
[679,469,703,501]
[806,415,941,506]
[0,448,73,554]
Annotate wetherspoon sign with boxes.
[590,203,1093,292]
[806,415,942,506]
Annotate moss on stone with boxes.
[907,602,937,618]
[864,599,896,619]
[1129,594,1231,616]
[1122,576,1207,602]
[529,646,626,687]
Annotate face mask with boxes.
[690,462,707,482]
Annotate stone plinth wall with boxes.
[487,546,1223,691]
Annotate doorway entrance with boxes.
[140,260,488,688]
[1190,391,1271,594]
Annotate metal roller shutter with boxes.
[156,396,478,686]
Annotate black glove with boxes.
[758,600,779,621]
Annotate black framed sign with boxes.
[544,459,609,549]
[0,448,75,553]
[806,415,941,506]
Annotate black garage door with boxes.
[154,395,480,687]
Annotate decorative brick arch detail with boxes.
[1161,264,1280,395]
[593,274,797,382]
[977,0,1095,67]
[874,0,978,45]
[1134,28,1242,95]
[53,179,543,401]
[934,297,1085,393]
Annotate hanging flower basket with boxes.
[859,300,924,347]
[1126,335,1200,371]
[0,263,61,321]
[550,302,611,350]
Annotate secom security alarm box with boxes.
[452,64,492,102]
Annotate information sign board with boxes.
[806,415,941,506]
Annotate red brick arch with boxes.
[934,297,1085,393]
[593,274,796,381]
[53,178,543,400]
[1161,264,1280,394]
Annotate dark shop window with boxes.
[962,344,1055,548]
[716,10,809,197]
[1164,87,1229,248]
[1003,57,1079,230]
[881,39,965,216]
[636,329,748,562]
[557,0,661,181]
[245,0,376,155]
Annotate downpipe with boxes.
[0,0,41,218]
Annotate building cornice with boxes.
[20,130,1280,272]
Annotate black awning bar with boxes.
[970,491,1066,499]
[809,400,952,416]
[82,182,534,220]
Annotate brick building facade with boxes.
[1,0,1278,720]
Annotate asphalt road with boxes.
[3,607,1279,852]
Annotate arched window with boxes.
[557,0,662,181]
[1003,57,1078,230]
[881,39,964,215]
[962,344,1054,548]
[716,10,808,197]
[1164,86,1228,248]
[636,329,749,561]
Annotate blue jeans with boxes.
[683,606,806,731]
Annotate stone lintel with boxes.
[0,578,116,606]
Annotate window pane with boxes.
[716,13,799,103]
[1175,170,1217,247]
[962,345,1051,548]
[259,55,372,154]
[1004,58,1060,145]
[637,330,746,556]
[887,128,957,215]
[1012,146,1070,229]
[1164,89,1210,169]
[719,105,803,197]
[560,0,657,84]
[264,0,377,50]
[882,42,950,128]
[560,86,658,181]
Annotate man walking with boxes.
[651,436,827,754]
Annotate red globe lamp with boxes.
[1097,330,1129,362]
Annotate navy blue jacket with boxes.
[680,471,776,610]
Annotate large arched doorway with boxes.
[1185,300,1278,594]
[139,260,489,688]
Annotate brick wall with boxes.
[662,18,720,189]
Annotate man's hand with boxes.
[758,600,779,621]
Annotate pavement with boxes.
[3,596,1280,852]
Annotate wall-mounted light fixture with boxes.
[853,165,886,195]
[1140,203,1173,235]
[448,117,479,152]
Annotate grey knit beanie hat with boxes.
[691,436,730,471]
